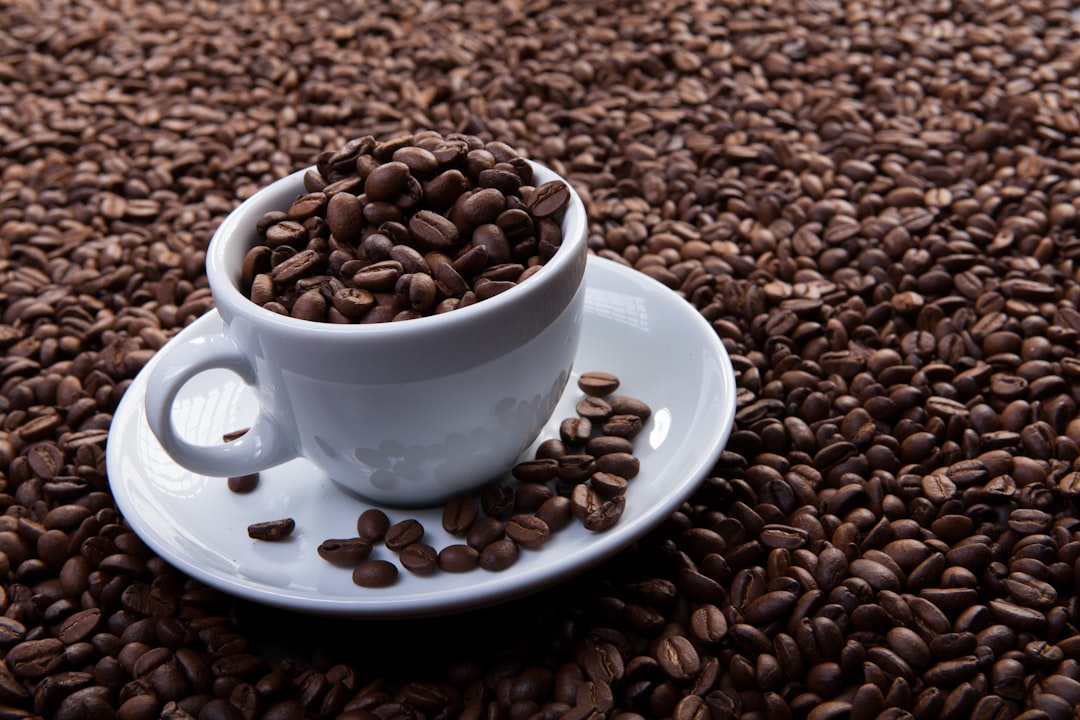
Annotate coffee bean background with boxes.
[3,1,1080,719]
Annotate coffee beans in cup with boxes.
[241,131,572,323]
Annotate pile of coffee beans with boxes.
[4,0,1080,719]
[242,133,572,323]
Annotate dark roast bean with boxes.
[317,539,372,566]
[247,519,295,542]
[227,473,259,494]
[352,560,398,588]
[442,495,478,536]
[399,543,438,575]
[504,515,550,549]
[357,509,390,541]
[479,539,519,572]
[438,544,480,572]
[384,519,424,551]
[578,371,620,396]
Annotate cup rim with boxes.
[206,159,588,336]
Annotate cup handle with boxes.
[144,332,297,477]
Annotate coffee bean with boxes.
[247,519,295,542]
[356,509,390,541]
[316,538,372,566]
[504,515,550,549]
[352,560,398,588]
[577,371,620,397]
[442,495,478,536]
[399,543,438,575]
[384,519,424,551]
[528,180,571,218]
[227,473,259,494]
[479,539,519,572]
[534,496,573,532]
[575,396,613,421]
[466,516,505,550]
[438,544,480,573]
[585,435,633,457]
[559,417,592,446]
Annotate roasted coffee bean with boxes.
[438,544,480,572]
[534,496,573,532]
[356,509,390,541]
[512,459,559,484]
[466,517,505,550]
[480,484,516,518]
[576,396,613,420]
[317,538,372,566]
[578,371,620,397]
[514,482,554,512]
[442,495,478,536]
[590,472,628,499]
[528,180,572,218]
[560,417,593,446]
[352,560,398,588]
[583,496,625,532]
[586,435,633,457]
[504,515,550,549]
[247,519,295,542]
[601,414,645,439]
[227,473,259,494]
[399,543,438,575]
[384,519,424,551]
[479,539,519,572]
[595,452,640,478]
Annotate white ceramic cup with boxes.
[144,161,587,507]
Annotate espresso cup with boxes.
[144,160,587,507]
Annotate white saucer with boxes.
[107,256,737,617]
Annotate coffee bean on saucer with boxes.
[578,371,620,396]
[442,495,478,536]
[512,458,559,483]
[353,560,398,587]
[317,538,372,566]
[228,473,259,494]
[514,482,554,512]
[590,472,628,499]
[575,396,612,420]
[480,539,519,571]
[357,509,391,541]
[505,514,550,549]
[439,544,480,572]
[601,414,644,439]
[247,518,295,541]
[596,452,640,479]
[400,543,439,575]
[385,519,424,551]
[535,439,568,459]
[535,496,573,532]
[584,496,625,532]
[467,517,505,550]
[608,395,652,421]
[559,417,592,445]
[480,484,516,519]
